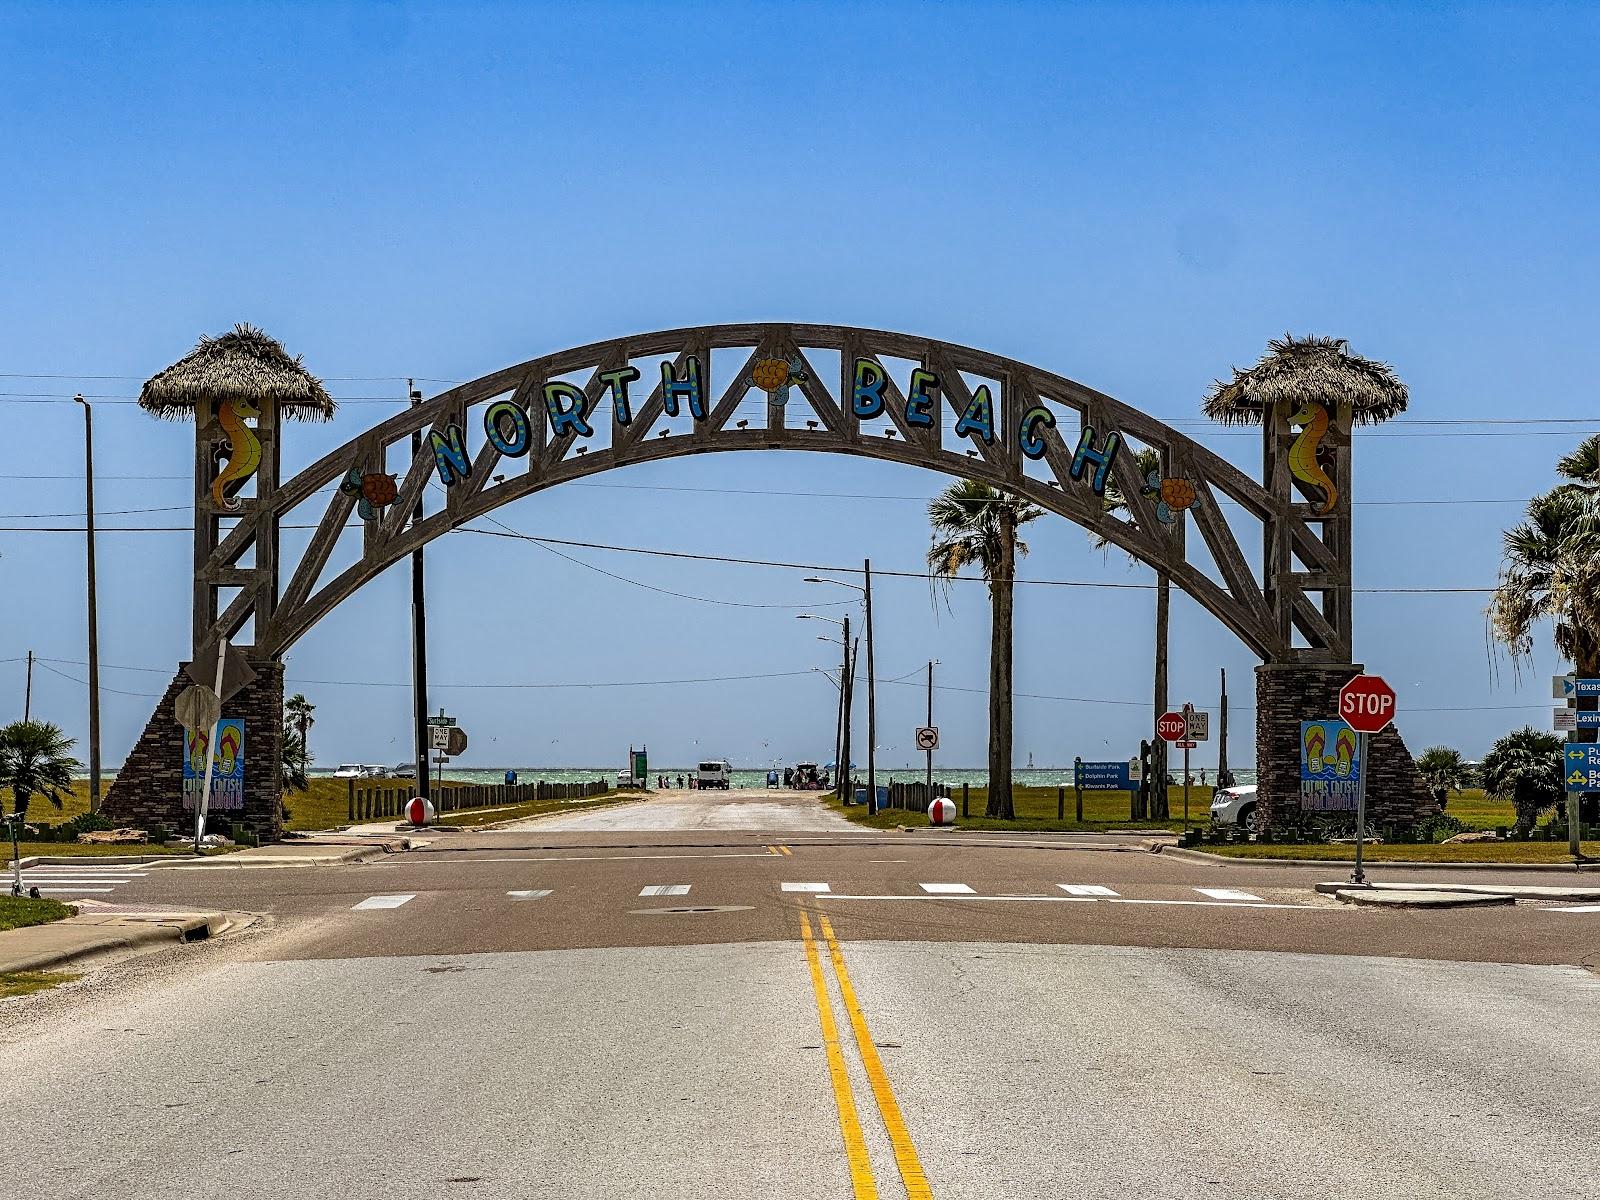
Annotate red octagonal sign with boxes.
[1157,711,1188,742]
[1339,674,1396,735]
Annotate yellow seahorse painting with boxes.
[212,398,262,511]
[1286,400,1337,515]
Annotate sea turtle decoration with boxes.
[1140,470,1201,525]
[750,355,808,403]
[340,465,399,521]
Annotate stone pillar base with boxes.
[1254,663,1435,835]
[103,660,285,843]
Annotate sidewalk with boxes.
[0,906,233,975]
[153,834,410,870]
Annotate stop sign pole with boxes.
[1339,674,1397,884]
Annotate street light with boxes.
[75,395,101,813]
[806,564,877,815]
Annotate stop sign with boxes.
[1339,674,1396,734]
[1157,711,1188,742]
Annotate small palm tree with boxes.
[1480,727,1564,837]
[284,693,316,784]
[1415,745,1469,807]
[927,479,1042,819]
[280,724,310,795]
[0,720,81,819]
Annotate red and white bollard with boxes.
[404,796,435,827]
[928,797,956,827]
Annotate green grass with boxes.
[827,784,1200,833]
[7,842,238,861]
[1,970,81,999]
[0,895,75,932]
[435,791,642,829]
[1207,840,1600,864]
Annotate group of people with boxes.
[656,774,698,790]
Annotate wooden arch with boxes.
[192,323,1348,665]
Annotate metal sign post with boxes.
[194,637,229,854]
[1339,674,1397,885]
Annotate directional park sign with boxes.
[1553,675,1600,700]
[1565,744,1600,793]
[1299,719,1361,812]
[1075,760,1138,790]
[1556,710,1600,730]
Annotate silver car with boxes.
[1209,784,1258,830]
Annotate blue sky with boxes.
[3,1,1597,771]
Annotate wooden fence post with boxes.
[1057,786,1065,821]
[347,778,355,822]
[961,782,969,819]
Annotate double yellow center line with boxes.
[799,910,933,1199]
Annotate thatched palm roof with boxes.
[139,324,334,421]
[1202,334,1407,426]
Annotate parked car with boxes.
[390,763,417,779]
[696,760,732,790]
[1210,783,1258,830]
[332,764,387,779]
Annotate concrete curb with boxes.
[1314,880,1600,902]
[1332,888,1515,910]
[0,911,230,975]
[1153,844,1600,873]
[160,843,400,869]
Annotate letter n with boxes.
[429,425,471,486]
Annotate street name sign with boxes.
[1552,675,1600,700]
[1575,712,1600,729]
[426,714,457,727]
[1565,744,1600,793]
[1075,760,1137,790]
[1339,675,1396,735]
[915,726,939,751]
[1175,739,1198,750]
[1157,712,1187,742]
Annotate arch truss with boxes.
[188,323,1352,665]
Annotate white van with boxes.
[696,760,732,790]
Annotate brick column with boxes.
[103,659,285,843]
[1254,663,1434,835]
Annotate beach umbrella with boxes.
[139,323,335,420]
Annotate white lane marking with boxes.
[869,859,908,863]
[507,890,553,900]
[920,883,976,894]
[1196,888,1263,901]
[353,894,415,910]
[781,882,831,893]
[35,887,115,894]
[1058,884,1119,897]
[639,884,690,897]
[820,895,1098,903]
[20,878,142,884]
[408,853,775,864]
[1111,898,1307,910]
[1548,904,1600,913]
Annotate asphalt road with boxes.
[5,788,1598,1199]
[516,785,860,832]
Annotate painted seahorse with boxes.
[1287,401,1337,515]
[212,398,262,511]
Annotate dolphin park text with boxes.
[426,356,1123,494]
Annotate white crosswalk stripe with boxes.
[1058,884,1120,897]
[1547,904,1600,913]
[639,884,690,897]
[352,894,415,910]
[17,863,151,894]
[780,882,831,893]
[1195,888,1264,902]
[919,883,976,894]
[507,890,552,900]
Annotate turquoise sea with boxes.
[307,765,1256,788]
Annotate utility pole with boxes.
[837,614,851,801]
[1217,667,1230,785]
[23,650,33,722]
[841,628,856,805]
[864,558,877,817]
[409,385,430,800]
[76,396,101,812]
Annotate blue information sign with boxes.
[1075,760,1136,790]
[1575,712,1600,728]
[1564,744,1600,793]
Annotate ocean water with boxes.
[309,766,1256,789]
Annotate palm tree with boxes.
[1097,445,1168,819]
[284,693,316,784]
[927,479,1042,819]
[0,720,81,819]
[280,724,310,795]
[1415,745,1470,807]
[1480,727,1564,837]
[1489,437,1600,824]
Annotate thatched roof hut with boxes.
[1202,335,1407,426]
[139,324,334,421]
